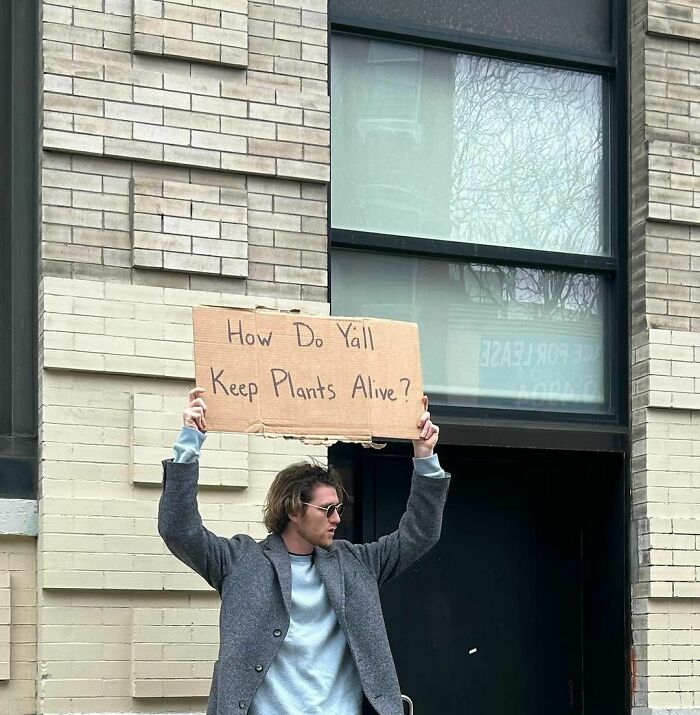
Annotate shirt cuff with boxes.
[173,426,207,463]
[412,453,446,478]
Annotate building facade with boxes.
[630,0,700,711]
[0,0,699,713]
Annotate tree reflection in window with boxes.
[451,263,601,321]
[331,36,606,255]
[451,55,604,254]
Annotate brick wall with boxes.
[631,0,700,711]
[37,0,329,712]
[0,538,37,715]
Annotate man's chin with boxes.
[317,535,334,550]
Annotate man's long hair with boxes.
[262,460,344,534]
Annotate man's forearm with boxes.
[355,459,450,586]
[392,463,450,571]
[159,458,232,590]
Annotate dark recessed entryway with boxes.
[331,444,627,715]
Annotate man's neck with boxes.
[281,528,314,555]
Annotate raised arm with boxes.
[158,388,248,592]
[348,398,450,585]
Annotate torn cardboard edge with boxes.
[243,423,387,449]
[299,436,386,450]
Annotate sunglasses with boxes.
[301,501,345,519]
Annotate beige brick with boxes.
[134,0,249,68]
[0,540,36,704]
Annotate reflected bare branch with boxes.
[451,56,603,254]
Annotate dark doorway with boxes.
[331,444,627,714]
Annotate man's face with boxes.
[291,484,342,549]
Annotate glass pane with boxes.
[331,35,607,255]
[331,250,607,411]
[329,0,611,57]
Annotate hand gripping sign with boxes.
[193,307,424,443]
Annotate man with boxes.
[159,387,450,715]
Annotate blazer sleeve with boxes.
[347,460,450,586]
[158,459,249,592]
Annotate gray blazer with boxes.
[158,459,450,715]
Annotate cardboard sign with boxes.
[193,307,424,442]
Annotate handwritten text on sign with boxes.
[192,307,424,441]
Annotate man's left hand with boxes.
[412,396,439,458]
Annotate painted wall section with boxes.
[0,538,37,715]
[37,0,329,711]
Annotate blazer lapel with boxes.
[262,534,292,613]
[314,546,347,629]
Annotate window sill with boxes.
[0,498,38,536]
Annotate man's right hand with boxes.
[183,387,207,433]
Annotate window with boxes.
[330,31,624,420]
[333,251,607,411]
[332,37,607,255]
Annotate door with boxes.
[333,445,626,714]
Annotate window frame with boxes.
[328,4,628,431]
[330,0,615,69]
[0,0,39,499]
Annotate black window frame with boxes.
[328,1,628,439]
[0,0,39,499]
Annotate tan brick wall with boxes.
[0,538,37,715]
[131,176,249,277]
[131,606,218,697]
[133,0,249,69]
[631,0,700,711]
[37,0,329,711]
[42,153,328,301]
[131,393,250,488]
[37,589,217,710]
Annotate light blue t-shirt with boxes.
[250,553,362,715]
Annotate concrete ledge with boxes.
[633,709,700,715]
[0,499,38,536]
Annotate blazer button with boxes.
[239,700,246,709]
[273,628,282,637]
[255,664,263,672]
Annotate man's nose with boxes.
[329,510,341,525]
